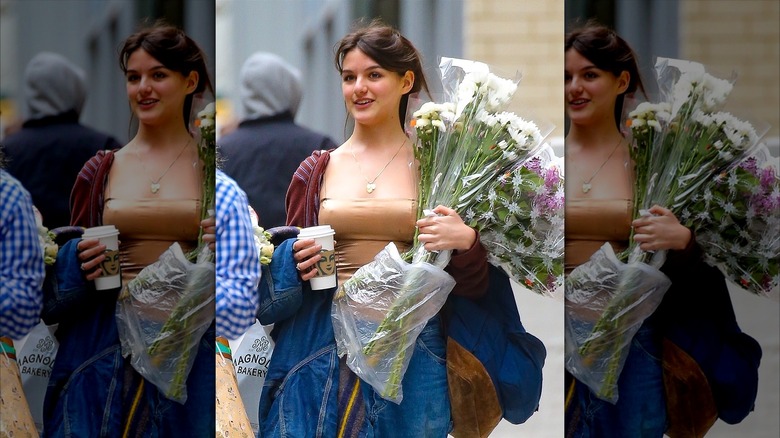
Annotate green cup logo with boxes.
[315,249,336,276]
[101,249,121,276]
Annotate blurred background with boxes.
[0,0,215,145]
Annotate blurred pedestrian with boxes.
[3,52,120,229]
[219,52,336,228]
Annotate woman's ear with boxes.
[617,70,630,95]
[185,71,200,94]
[401,70,415,94]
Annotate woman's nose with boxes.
[354,76,367,94]
[139,77,152,93]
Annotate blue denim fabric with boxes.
[43,238,215,437]
[570,322,667,438]
[256,238,302,325]
[41,238,96,324]
[363,319,451,438]
[257,238,450,438]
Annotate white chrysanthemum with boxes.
[415,118,431,127]
[477,109,499,127]
[480,210,495,222]
[198,102,216,119]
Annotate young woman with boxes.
[257,21,489,437]
[563,24,755,437]
[42,24,215,436]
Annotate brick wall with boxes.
[681,0,780,139]
[465,0,565,141]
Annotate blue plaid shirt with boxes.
[1,170,44,338]
[216,170,261,339]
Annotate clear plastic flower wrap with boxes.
[332,243,455,403]
[567,57,770,403]
[331,57,553,402]
[466,144,565,297]
[116,242,215,403]
[565,243,672,403]
[682,145,780,298]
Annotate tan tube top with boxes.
[565,198,632,272]
[319,198,416,285]
[103,198,200,284]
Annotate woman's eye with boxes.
[342,74,355,82]
[127,74,139,82]
[369,71,382,79]
[153,71,167,79]
[584,72,598,79]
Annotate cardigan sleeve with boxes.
[285,150,324,228]
[446,232,489,299]
[70,150,109,227]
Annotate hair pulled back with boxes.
[120,22,213,129]
[566,23,645,128]
[335,20,429,128]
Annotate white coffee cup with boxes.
[297,225,337,290]
[82,225,121,290]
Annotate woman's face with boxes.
[340,48,413,127]
[125,48,198,127]
[564,49,628,127]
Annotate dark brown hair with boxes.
[334,20,429,129]
[565,22,645,128]
[119,22,213,129]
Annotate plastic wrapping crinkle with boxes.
[116,242,215,404]
[564,243,671,403]
[331,243,455,403]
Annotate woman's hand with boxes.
[292,238,323,282]
[416,205,477,253]
[632,205,692,251]
[77,238,107,281]
[201,215,216,251]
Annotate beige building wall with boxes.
[680,0,780,139]
[464,0,565,143]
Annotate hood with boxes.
[23,52,87,121]
[239,52,302,121]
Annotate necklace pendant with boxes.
[366,182,376,194]
[582,182,592,193]
[151,182,161,194]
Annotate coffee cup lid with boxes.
[82,225,119,238]
[297,225,335,239]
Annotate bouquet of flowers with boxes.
[249,207,274,266]
[32,207,58,266]
[463,146,565,296]
[682,146,779,298]
[332,58,555,402]
[115,102,217,403]
[566,58,769,403]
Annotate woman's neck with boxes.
[131,124,193,152]
[349,123,408,152]
[567,119,624,151]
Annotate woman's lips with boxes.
[568,98,589,111]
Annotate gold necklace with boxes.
[136,138,192,194]
[350,138,407,194]
[582,137,623,193]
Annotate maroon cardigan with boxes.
[70,150,116,227]
[285,149,489,299]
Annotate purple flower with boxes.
[544,167,561,189]
[525,157,543,175]
[740,157,759,175]
[759,167,776,188]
